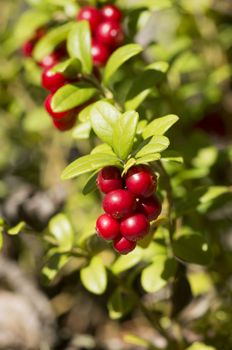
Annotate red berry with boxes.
[101,4,122,22]
[91,41,110,66]
[113,236,136,254]
[97,166,122,194]
[120,213,150,241]
[125,165,157,198]
[22,39,35,57]
[44,94,73,121]
[96,21,124,48]
[96,214,120,240]
[41,69,67,92]
[77,6,102,32]
[52,116,76,131]
[39,52,61,69]
[137,195,162,221]
[103,189,136,219]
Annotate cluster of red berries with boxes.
[77,4,124,66]
[96,165,162,255]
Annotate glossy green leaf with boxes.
[8,221,26,235]
[135,136,170,158]
[42,253,70,282]
[90,101,121,146]
[161,150,184,163]
[72,121,91,139]
[143,115,179,139]
[51,83,97,112]
[185,342,216,350]
[91,143,115,156]
[67,21,92,74]
[136,153,161,164]
[61,153,121,180]
[82,172,98,195]
[79,103,94,122]
[49,214,74,251]
[107,288,136,319]
[112,111,139,160]
[141,256,176,293]
[80,256,107,295]
[145,61,169,73]
[33,22,73,61]
[125,88,151,111]
[112,247,143,274]
[173,227,212,265]
[52,58,81,77]
[103,44,143,84]
[122,158,137,176]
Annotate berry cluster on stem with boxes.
[96,165,162,254]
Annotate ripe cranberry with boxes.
[42,69,67,92]
[52,116,76,131]
[96,21,124,48]
[91,41,110,66]
[125,165,157,198]
[22,39,35,57]
[101,4,122,22]
[77,6,102,32]
[120,213,150,241]
[137,195,162,221]
[44,94,73,121]
[113,236,136,254]
[39,52,61,69]
[96,214,120,240]
[97,166,122,194]
[103,189,136,219]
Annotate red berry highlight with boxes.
[39,52,61,69]
[125,165,157,198]
[96,21,124,48]
[137,195,162,221]
[101,4,122,22]
[120,213,150,241]
[91,41,110,66]
[96,214,120,240]
[113,236,136,254]
[41,69,67,92]
[97,166,122,194]
[103,189,136,219]
[77,6,102,32]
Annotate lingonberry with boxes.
[91,41,110,66]
[96,21,124,48]
[42,69,67,92]
[137,194,162,221]
[101,4,122,22]
[125,165,157,198]
[96,214,120,240]
[120,213,150,241]
[77,6,102,32]
[52,116,76,131]
[113,236,136,254]
[103,189,136,219]
[22,39,35,57]
[44,94,73,121]
[97,166,122,194]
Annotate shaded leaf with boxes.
[49,214,74,251]
[107,288,136,319]
[82,172,98,195]
[80,256,107,295]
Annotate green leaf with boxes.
[142,115,179,139]
[112,247,143,274]
[141,256,176,293]
[52,83,97,112]
[122,158,137,176]
[91,143,115,156]
[90,101,121,146]
[8,221,26,235]
[67,21,92,74]
[136,153,161,164]
[112,111,139,160]
[145,61,169,73]
[107,288,136,319]
[173,227,212,266]
[125,89,151,111]
[0,231,3,250]
[82,172,98,195]
[42,253,70,282]
[79,103,94,122]
[103,44,143,85]
[33,22,73,61]
[61,153,121,180]
[14,9,51,46]
[72,121,91,139]
[80,256,107,295]
[52,58,82,77]
[185,342,216,350]
[135,136,170,158]
[161,150,184,163]
[49,214,74,251]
